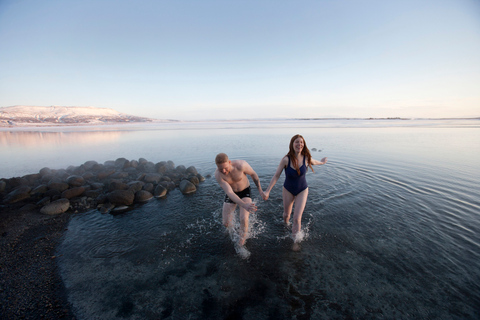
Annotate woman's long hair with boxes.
[287,134,314,174]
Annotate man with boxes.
[215,153,265,247]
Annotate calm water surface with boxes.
[1,120,479,319]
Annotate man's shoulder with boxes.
[231,159,248,169]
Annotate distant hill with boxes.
[0,106,155,126]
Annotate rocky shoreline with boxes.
[0,157,206,319]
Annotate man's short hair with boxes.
[215,153,229,164]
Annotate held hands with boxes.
[261,190,270,201]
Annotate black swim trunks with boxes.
[224,186,251,204]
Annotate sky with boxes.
[0,0,479,120]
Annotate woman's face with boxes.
[293,137,304,153]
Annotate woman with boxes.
[263,134,327,243]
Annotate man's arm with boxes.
[215,170,257,212]
[242,161,264,196]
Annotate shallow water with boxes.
[2,120,480,318]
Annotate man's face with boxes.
[217,161,232,175]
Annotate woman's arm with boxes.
[263,156,288,200]
[310,157,327,166]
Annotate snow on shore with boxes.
[0,106,154,126]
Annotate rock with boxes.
[189,176,200,186]
[130,160,139,168]
[127,181,144,193]
[39,167,52,177]
[107,190,135,206]
[97,169,115,179]
[36,197,51,207]
[47,179,69,192]
[83,160,98,170]
[135,190,153,202]
[82,172,95,180]
[85,189,102,198]
[104,160,116,167]
[153,184,167,198]
[166,160,175,171]
[143,183,154,193]
[115,157,129,168]
[143,173,162,184]
[176,165,186,174]
[179,180,196,194]
[98,202,114,214]
[110,172,129,179]
[31,184,48,195]
[66,175,85,187]
[186,166,198,175]
[6,177,28,189]
[61,186,85,199]
[197,174,205,182]
[0,180,6,193]
[4,185,31,204]
[40,198,70,215]
[90,182,104,190]
[108,180,128,191]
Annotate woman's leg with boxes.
[291,188,308,237]
[282,187,295,225]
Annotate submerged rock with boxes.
[179,180,196,194]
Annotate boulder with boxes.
[62,186,85,199]
[153,184,167,198]
[97,169,115,179]
[47,179,69,192]
[128,181,144,193]
[176,165,187,174]
[31,184,48,195]
[186,166,198,175]
[4,185,31,204]
[108,180,128,191]
[189,176,200,186]
[179,180,196,194]
[66,175,85,187]
[135,190,153,202]
[83,160,98,170]
[107,190,135,206]
[39,167,52,177]
[143,173,162,184]
[115,157,129,168]
[143,183,154,193]
[40,198,70,215]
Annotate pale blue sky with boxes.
[1,0,479,120]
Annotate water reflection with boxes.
[0,131,125,147]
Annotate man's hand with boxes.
[242,202,257,213]
[262,191,270,200]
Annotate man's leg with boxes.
[238,197,252,246]
[222,202,237,230]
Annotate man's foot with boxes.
[292,242,301,251]
[235,245,251,259]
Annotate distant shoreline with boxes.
[1,117,478,129]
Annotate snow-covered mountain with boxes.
[0,106,154,126]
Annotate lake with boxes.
[1,119,479,319]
